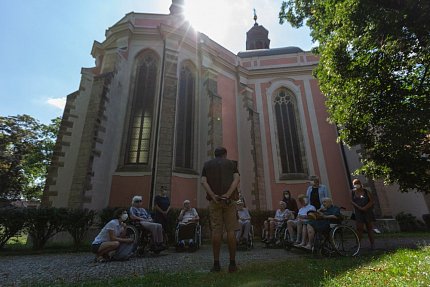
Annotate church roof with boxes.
[237,46,304,58]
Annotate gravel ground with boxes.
[1,237,429,286]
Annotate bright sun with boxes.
[183,0,253,51]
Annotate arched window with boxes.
[175,64,195,169]
[125,52,158,164]
[274,88,305,174]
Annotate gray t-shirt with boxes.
[179,208,198,224]
[237,208,251,223]
[92,219,121,244]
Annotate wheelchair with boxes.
[175,222,201,251]
[311,212,360,257]
[237,223,254,250]
[264,221,291,249]
[125,221,164,255]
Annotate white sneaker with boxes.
[373,228,381,234]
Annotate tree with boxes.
[279,0,430,192]
[0,115,60,199]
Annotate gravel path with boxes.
[1,237,429,286]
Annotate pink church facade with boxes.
[43,1,430,220]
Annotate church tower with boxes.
[246,10,270,50]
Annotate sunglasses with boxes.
[134,200,142,203]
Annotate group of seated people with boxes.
[260,193,342,250]
[92,195,200,261]
[91,186,342,262]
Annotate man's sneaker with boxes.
[228,264,238,273]
[210,264,221,272]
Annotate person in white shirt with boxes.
[287,194,316,244]
[235,200,251,244]
[177,200,199,249]
[91,208,134,262]
[262,201,294,243]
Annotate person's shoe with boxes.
[228,263,238,273]
[304,244,312,250]
[210,264,221,272]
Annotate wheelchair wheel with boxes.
[330,225,360,257]
[125,225,139,245]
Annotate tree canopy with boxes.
[279,0,430,192]
[0,115,60,200]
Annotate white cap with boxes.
[132,196,142,204]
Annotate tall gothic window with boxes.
[274,88,305,174]
[175,64,195,169]
[125,52,158,164]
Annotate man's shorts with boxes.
[209,200,240,233]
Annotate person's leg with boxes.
[263,220,269,241]
[243,222,251,241]
[209,201,222,271]
[96,241,119,259]
[365,222,375,249]
[155,223,164,243]
[296,221,303,243]
[299,224,308,246]
[305,225,315,249]
[224,202,240,272]
[287,220,296,242]
[356,221,364,242]
[269,220,275,240]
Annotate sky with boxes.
[0,0,313,124]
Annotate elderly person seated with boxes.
[236,200,251,245]
[301,197,341,250]
[129,195,166,252]
[262,201,294,243]
[287,194,316,244]
[177,199,200,249]
[91,208,134,262]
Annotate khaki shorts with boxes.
[209,200,239,233]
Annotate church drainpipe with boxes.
[149,37,167,209]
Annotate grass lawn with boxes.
[31,245,429,287]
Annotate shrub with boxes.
[249,209,274,238]
[0,207,27,249]
[395,212,426,232]
[25,207,67,250]
[98,207,120,228]
[63,209,96,250]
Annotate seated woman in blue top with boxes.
[302,197,341,250]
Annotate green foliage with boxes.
[279,0,430,192]
[0,207,27,249]
[395,211,426,232]
[63,209,95,250]
[98,207,118,228]
[0,115,61,200]
[25,207,67,250]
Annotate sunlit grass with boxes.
[29,246,430,287]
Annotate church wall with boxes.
[109,174,152,208]
[171,176,199,207]
[218,74,238,161]
[309,79,351,209]
[48,71,95,208]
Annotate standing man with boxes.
[201,147,240,273]
[305,175,328,210]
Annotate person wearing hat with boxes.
[177,199,200,250]
[129,195,166,252]
[235,200,251,245]
[201,146,240,273]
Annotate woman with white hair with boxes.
[176,199,199,250]
[129,195,166,252]
[235,200,251,244]
[301,197,341,250]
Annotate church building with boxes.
[42,0,430,221]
